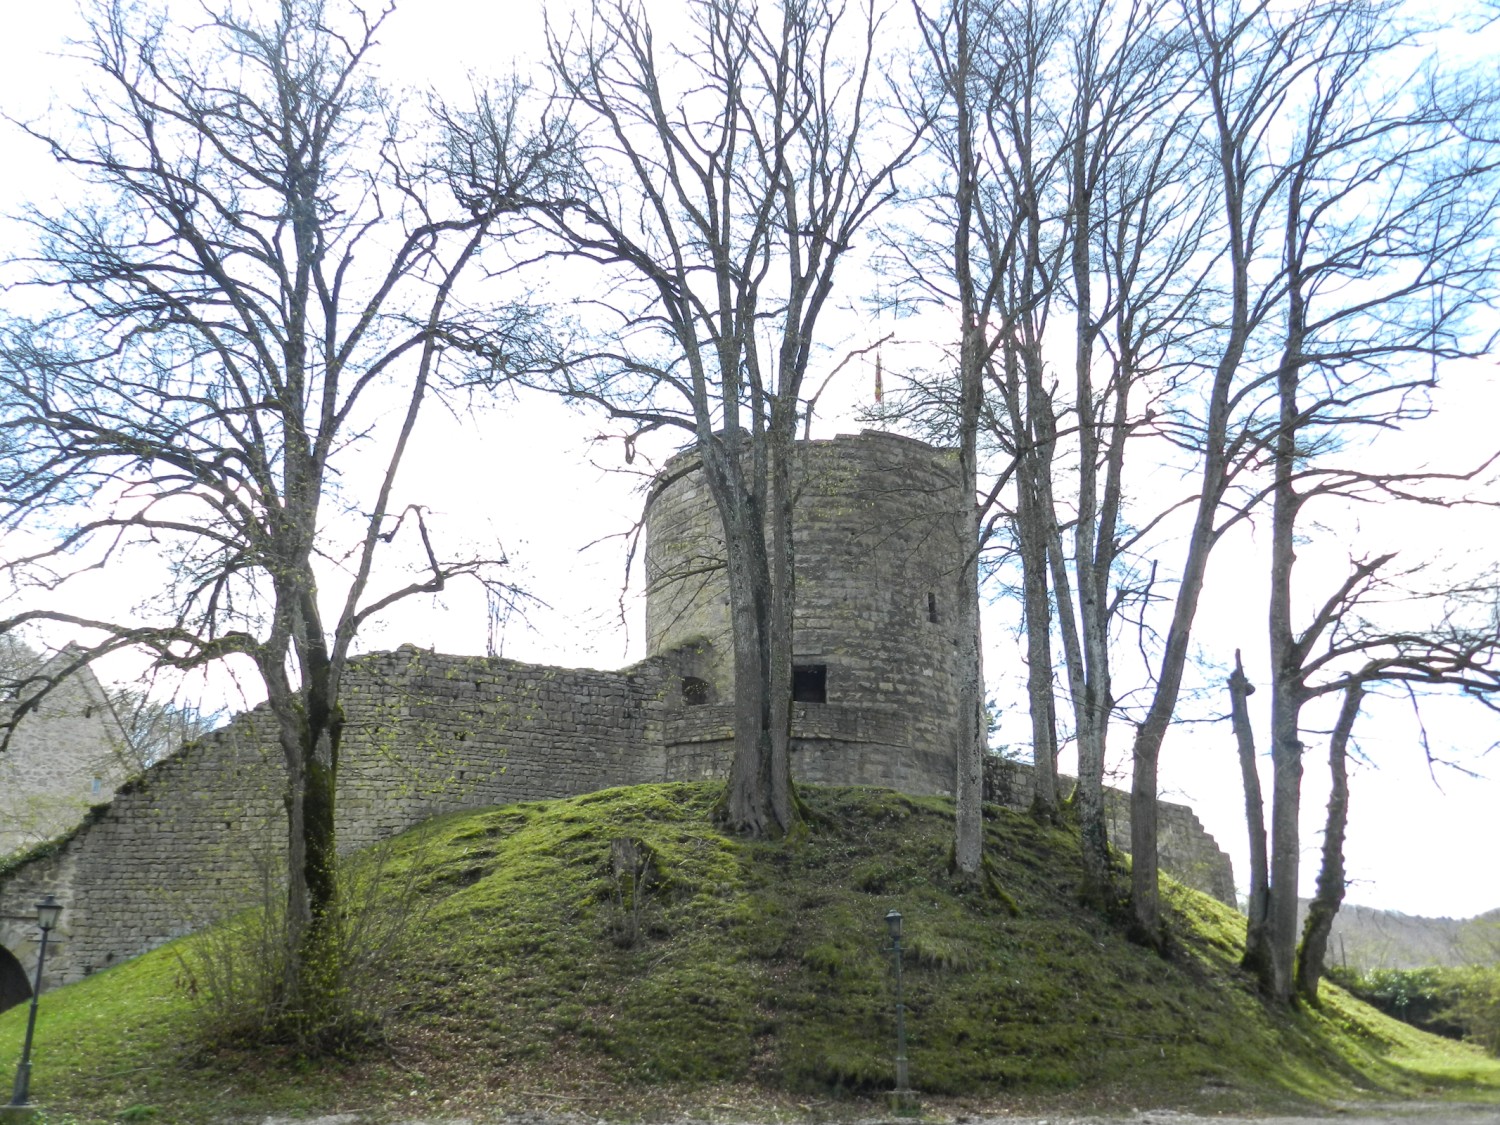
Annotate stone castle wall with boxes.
[0,711,284,992]
[1,648,673,994]
[1,433,1237,1000]
[984,758,1238,907]
[2,647,1235,995]
[647,431,967,795]
[333,648,672,850]
[2,648,138,1009]
[660,703,948,795]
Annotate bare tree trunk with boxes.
[950,5,988,876]
[266,678,341,1021]
[953,536,985,876]
[1002,343,1060,822]
[1045,516,1111,903]
[721,497,787,837]
[952,406,985,876]
[1022,519,1059,820]
[1296,682,1362,1004]
[277,708,310,1005]
[1027,345,1111,902]
[1265,666,1306,1003]
[292,719,342,1021]
[1229,651,1271,977]
[714,420,799,839]
[718,436,774,835]
[1265,301,1308,997]
[766,417,797,833]
[1064,46,1115,908]
[1125,465,1226,933]
[256,566,347,1025]
[1267,724,1304,999]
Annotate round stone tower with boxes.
[643,430,969,795]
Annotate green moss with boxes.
[0,802,114,878]
[4,782,1499,1124]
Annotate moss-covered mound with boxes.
[3,783,1498,1123]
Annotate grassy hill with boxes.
[3,783,1498,1123]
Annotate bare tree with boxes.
[530,0,916,835]
[105,683,220,773]
[1045,0,1210,916]
[1123,0,1500,946]
[932,0,994,882]
[1231,558,1500,1003]
[905,0,1211,898]
[1244,1,1496,999]
[1294,679,1362,1004]
[0,0,563,1035]
[904,0,1032,878]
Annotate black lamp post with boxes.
[884,908,910,1103]
[9,895,63,1108]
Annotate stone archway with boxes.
[0,943,31,1014]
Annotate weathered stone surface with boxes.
[1,644,132,858]
[647,431,967,795]
[0,648,676,993]
[984,757,1237,906]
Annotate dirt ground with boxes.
[255,1104,1500,1125]
[964,1107,1500,1125]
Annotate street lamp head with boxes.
[35,895,62,932]
[885,909,902,941]
[10,895,62,1107]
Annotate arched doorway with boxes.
[0,944,32,1014]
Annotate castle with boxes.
[0,432,1234,1010]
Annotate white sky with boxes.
[1,0,1497,922]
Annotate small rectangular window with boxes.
[792,664,827,704]
[928,592,939,623]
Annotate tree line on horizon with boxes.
[1,0,1498,1039]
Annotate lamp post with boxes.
[884,909,911,1107]
[9,895,63,1108]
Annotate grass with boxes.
[3,782,1498,1123]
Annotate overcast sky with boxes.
[1,0,1496,923]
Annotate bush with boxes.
[1328,964,1499,1054]
[1442,966,1500,1056]
[174,836,431,1054]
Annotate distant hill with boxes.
[1300,901,1500,970]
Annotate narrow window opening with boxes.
[792,664,827,704]
[928,591,939,623]
[682,676,711,706]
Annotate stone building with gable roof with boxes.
[1,640,133,1010]
[1,641,132,860]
